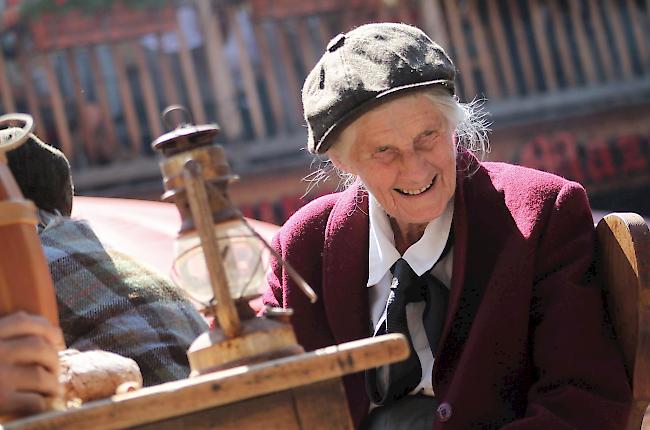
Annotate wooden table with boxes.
[3,335,408,430]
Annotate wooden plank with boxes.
[156,33,182,106]
[196,0,243,140]
[274,22,303,126]
[486,0,517,96]
[133,390,301,430]
[296,18,319,73]
[16,53,46,139]
[507,0,537,93]
[468,0,501,98]
[626,0,649,73]
[291,379,354,429]
[228,5,267,139]
[88,46,119,159]
[529,0,558,91]
[109,43,143,156]
[548,0,577,86]
[39,54,74,159]
[176,28,207,124]
[589,0,615,81]
[5,334,408,430]
[0,48,16,113]
[253,20,287,133]
[604,0,635,79]
[568,0,598,84]
[443,0,476,100]
[64,49,97,162]
[418,0,450,50]
[316,15,333,47]
[132,43,163,139]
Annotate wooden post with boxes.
[64,49,96,162]
[40,54,74,159]
[548,0,577,86]
[227,5,267,139]
[529,0,558,92]
[486,0,517,96]
[274,22,303,127]
[16,52,47,138]
[110,43,143,156]
[589,1,614,81]
[625,0,648,73]
[195,0,243,140]
[88,46,120,160]
[604,0,634,79]
[507,0,537,93]
[567,0,597,84]
[418,0,450,49]
[467,0,501,98]
[131,42,164,139]
[253,21,288,134]
[176,28,207,125]
[443,0,475,100]
[0,49,16,113]
[156,33,182,107]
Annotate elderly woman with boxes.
[264,23,630,429]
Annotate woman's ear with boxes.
[327,148,355,174]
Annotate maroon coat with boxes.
[264,157,631,429]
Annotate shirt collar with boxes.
[367,193,454,287]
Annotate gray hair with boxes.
[303,88,490,193]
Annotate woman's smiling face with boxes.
[330,93,457,232]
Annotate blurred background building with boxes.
[1,0,649,224]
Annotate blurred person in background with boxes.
[0,134,206,417]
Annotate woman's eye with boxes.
[376,146,389,153]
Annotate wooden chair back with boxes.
[597,213,650,430]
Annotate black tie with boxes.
[365,255,450,405]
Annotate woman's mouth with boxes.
[394,176,436,196]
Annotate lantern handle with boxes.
[242,219,318,304]
[0,113,35,156]
[162,105,194,131]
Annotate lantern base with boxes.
[187,317,303,375]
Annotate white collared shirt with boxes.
[367,193,454,398]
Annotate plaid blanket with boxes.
[38,211,207,386]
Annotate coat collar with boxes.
[320,153,504,360]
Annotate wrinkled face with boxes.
[330,93,456,231]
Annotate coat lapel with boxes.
[434,154,513,387]
[321,183,371,345]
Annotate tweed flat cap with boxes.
[302,22,456,154]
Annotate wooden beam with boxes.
[486,0,517,96]
[0,48,16,113]
[5,334,408,430]
[40,54,73,160]
[88,46,120,160]
[443,0,476,100]
[156,33,182,106]
[529,0,558,92]
[548,0,577,86]
[568,0,598,84]
[228,6,267,139]
[418,0,450,51]
[589,0,614,81]
[253,20,288,134]
[64,49,96,162]
[132,43,164,139]
[468,0,502,98]
[16,53,46,139]
[176,28,207,125]
[507,0,537,93]
[196,0,243,140]
[626,0,649,73]
[604,0,634,79]
[110,43,143,156]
